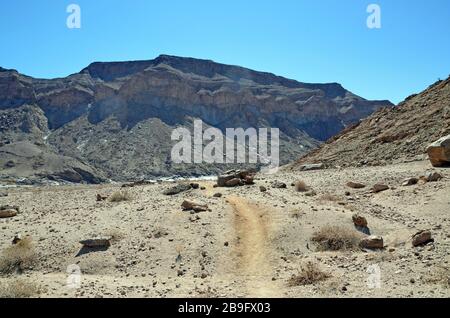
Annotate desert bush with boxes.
[311,225,361,251]
[0,279,42,298]
[109,191,132,202]
[103,228,125,242]
[288,262,330,286]
[318,193,341,202]
[290,211,301,219]
[424,266,450,287]
[294,180,308,192]
[0,237,37,274]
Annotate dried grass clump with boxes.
[0,237,37,274]
[0,279,42,298]
[318,193,341,202]
[109,191,132,202]
[424,266,450,287]
[103,228,125,242]
[288,262,330,286]
[311,225,361,251]
[295,180,308,192]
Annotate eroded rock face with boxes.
[427,135,450,167]
[0,55,393,181]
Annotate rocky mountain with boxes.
[293,76,450,169]
[0,55,392,183]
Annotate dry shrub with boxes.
[295,180,308,192]
[290,211,302,219]
[288,262,330,286]
[318,193,341,202]
[0,237,37,274]
[103,228,125,242]
[109,191,132,202]
[311,225,361,251]
[0,278,42,298]
[424,266,450,287]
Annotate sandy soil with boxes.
[0,160,449,298]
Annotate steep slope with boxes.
[0,55,393,182]
[293,76,450,168]
[0,105,106,184]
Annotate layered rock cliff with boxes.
[0,55,393,183]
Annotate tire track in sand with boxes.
[227,196,282,297]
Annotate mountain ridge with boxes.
[0,55,393,183]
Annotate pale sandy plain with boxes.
[0,160,449,298]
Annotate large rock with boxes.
[422,171,443,182]
[217,170,254,187]
[427,135,450,167]
[412,230,433,247]
[225,178,242,187]
[371,184,389,193]
[359,235,384,249]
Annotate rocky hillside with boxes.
[293,76,450,169]
[0,55,392,183]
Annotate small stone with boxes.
[371,184,389,193]
[271,181,287,189]
[96,194,108,201]
[213,193,222,198]
[423,171,443,182]
[80,237,112,248]
[259,186,267,192]
[346,182,366,189]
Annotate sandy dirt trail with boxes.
[227,196,282,297]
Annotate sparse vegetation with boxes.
[288,262,330,286]
[311,225,361,251]
[294,180,308,192]
[290,211,302,219]
[424,266,450,287]
[0,279,42,298]
[109,191,132,202]
[318,193,341,202]
[0,237,37,274]
[103,228,125,242]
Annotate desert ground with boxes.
[0,160,449,298]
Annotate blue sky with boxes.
[1,0,449,104]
